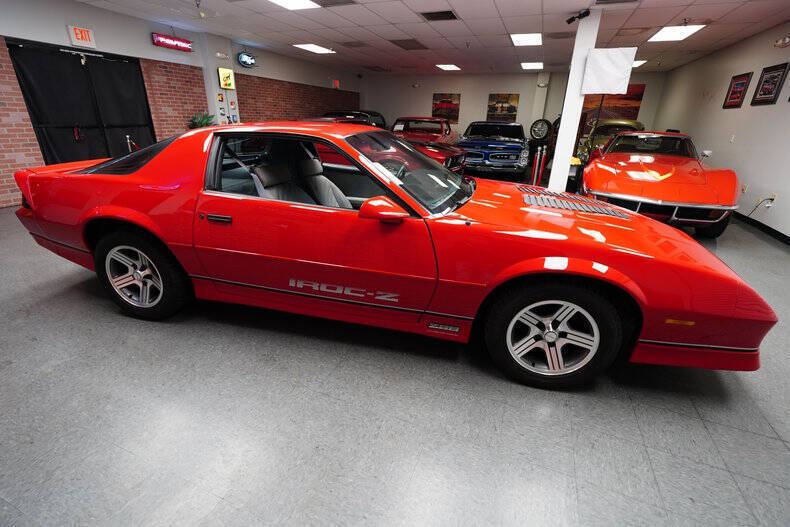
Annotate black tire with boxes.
[695,214,731,238]
[95,230,191,320]
[484,283,623,389]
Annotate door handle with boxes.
[206,213,232,224]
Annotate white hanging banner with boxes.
[581,47,637,95]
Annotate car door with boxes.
[192,132,437,323]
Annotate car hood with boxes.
[456,138,524,151]
[584,154,723,203]
[447,178,736,269]
[398,130,443,143]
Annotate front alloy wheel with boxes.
[485,283,623,388]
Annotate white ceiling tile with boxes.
[365,1,423,23]
[464,17,506,35]
[429,20,473,36]
[502,15,541,33]
[334,26,381,41]
[636,0,695,7]
[718,0,788,23]
[601,9,633,29]
[681,23,752,42]
[266,10,326,29]
[447,35,483,48]
[395,22,442,37]
[542,14,572,33]
[419,36,456,49]
[447,0,497,19]
[542,0,591,15]
[477,34,512,47]
[669,3,742,24]
[402,0,452,12]
[624,7,685,27]
[596,28,618,44]
[299,9,355,28]
[607,34,649,47]
[365,24,411,39]
[494,0,541,17]
[329,5,388,25]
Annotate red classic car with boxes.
[582,131,738,238]
[392,116,458,144]
[13,122,776,389]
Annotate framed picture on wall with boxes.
[486,93,519,122]
[750,63,788,106]
[722,72,752,109]
[432,93,460,123]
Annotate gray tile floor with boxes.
[1,206,789,526]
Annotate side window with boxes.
[211,134,392,210]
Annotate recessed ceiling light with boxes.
[510,33,542,46]
[266,0,320,10]
[648,25,705,42]
[293,44,336,54]
[633,60,647,67]
[521,62,543,70]
[436,64,460,71]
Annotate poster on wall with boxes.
[218,67,235,90]
[432,93,461,123]
[750,63,788,106]
[722,72,753,109]
[579,83,645,136]
[486,93,520,122]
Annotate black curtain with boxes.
[8,41,155,164]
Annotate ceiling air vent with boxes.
[363,65,391,72]
[545,32,575,40]
[314,0,356,6]
[340,41,368,48]
[390,39,428,50]
[420,10,457,21]
[594,0,638,5]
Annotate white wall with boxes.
[360,70,666,134]
[654,22,790,235]
[544,71,667,130]
[0,0,360,91]
[360,73,540,133]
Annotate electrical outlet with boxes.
[741,184,749,193]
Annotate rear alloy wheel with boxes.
[485,284,623,388]
[95,231,190,320]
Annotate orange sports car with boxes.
[581,131,738,238]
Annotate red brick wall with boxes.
[0,36,44,208]
[236,72,359,122]
[140,58,207,140]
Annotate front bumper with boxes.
[464,160,526,173]
[587,190,737,225]
[630,340,759,371]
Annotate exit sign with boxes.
[67,25,96,48]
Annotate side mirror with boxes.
[701,150,712,158]
[359,196,409,224]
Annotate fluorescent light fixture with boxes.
[436,64,460,70]
[293,44,336,54]
[633,60,646,67]
[267,0,320,9]
[521,62,543,70]
[510,33,542,46]
[648,25,705,42]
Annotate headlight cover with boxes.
[517,148,529,166]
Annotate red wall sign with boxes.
[151,33,193,52]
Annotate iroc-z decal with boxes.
[288,279,400,303]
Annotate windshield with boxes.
[607,135,697,158]
[346,131,474,215]
[394,120,442,133]
[464,123,524,140]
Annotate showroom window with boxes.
[210,134,390,210]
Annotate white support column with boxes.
[530,72,551,123]
[197,33,240,125]
[548,9,601,191]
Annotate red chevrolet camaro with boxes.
[13,122,776,388]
